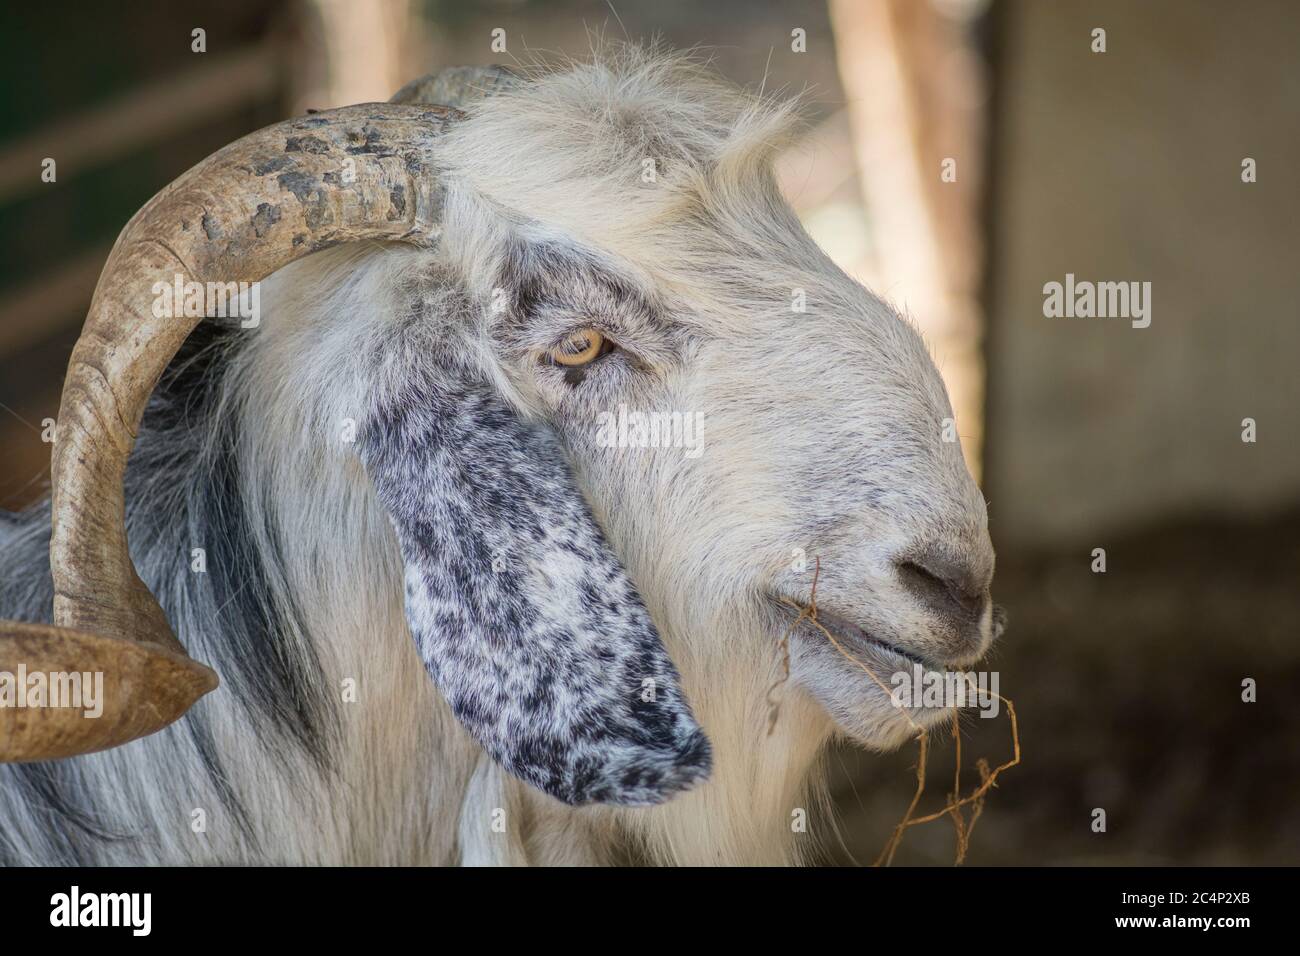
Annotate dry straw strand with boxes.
[776,565,1021,866]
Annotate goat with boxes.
[0,47,1001,865]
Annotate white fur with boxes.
[0,47,996,866]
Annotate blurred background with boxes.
[1,0,1296,864]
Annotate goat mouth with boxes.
[770,597,941,672]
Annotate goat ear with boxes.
[359,374,712,806]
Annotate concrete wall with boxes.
[984,0,1300,547]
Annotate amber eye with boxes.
[547,328,607,367]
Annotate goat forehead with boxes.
[436,56,953,424]
[439,54,800,255]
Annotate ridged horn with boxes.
[390,65,519,110]
[0,102,462,762]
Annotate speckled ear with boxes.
[359,374,711,806]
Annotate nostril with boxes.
[897,554,989,618]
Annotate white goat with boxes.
[0,47,1000,866]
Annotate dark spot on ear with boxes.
[358,375,712,806]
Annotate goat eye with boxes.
[546,328,610,367]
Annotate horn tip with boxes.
[0,619,218,763]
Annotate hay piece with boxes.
[774,569,1021,866]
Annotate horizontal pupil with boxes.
[561,336,592,354]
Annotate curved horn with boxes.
[390,65,518,110]
[0,102,461,762]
